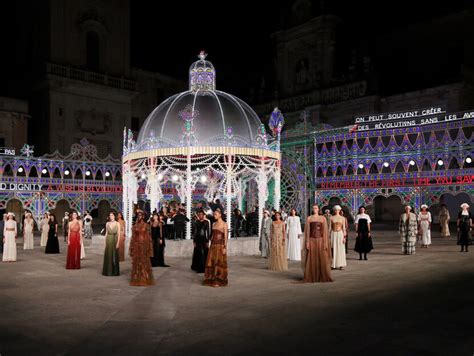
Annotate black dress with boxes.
[191,219,210,273]
[45,221,60,254]
[457,212,472,246]
[354,216,373,253]
[150,224,166,267]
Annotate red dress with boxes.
[66,221,81,269]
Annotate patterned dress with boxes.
[399,212,418,254]
[204,227,228,286]
[130,221,154,286]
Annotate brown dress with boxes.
[303,216,333,283]
[204,228,228,286]
[118,219,126,262]
[129,221,155,286]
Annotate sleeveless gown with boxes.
[66,222,81,269]
[45,222,60,253]
[102,223,120,276]
[23,220,34,250]
[304,220,333,283]
[204,229,228,286]
[269,222,288,271]
[130,221,154,286]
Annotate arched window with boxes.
[86,31,100,71]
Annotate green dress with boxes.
[102,223,120,276]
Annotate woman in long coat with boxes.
[399,205,418,255]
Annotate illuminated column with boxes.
[185,151,192,240]
[274,160,281,211]
[226,154,233,238]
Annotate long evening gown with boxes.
[330,217,347,269]
[150,224,161,267]
[303,217,333,283]
[102,223,120,276]
[204,228,228,286]
[40,218,49,247]
[269,222,288,271]
[66,221,81,269]
[130,221,154,286]
[354,214,373,255]
[458,211,472,250]
[418,212,432,246]
[191,219,210,273]
[287,216,302,261]
[45,221,60,254]
[439,208,450,237]
[3,220,17,262]
[118,219,125,262]
[23,219,34,250]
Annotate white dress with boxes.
[40,218,49,247]
[331,217,347,268]
[418,212,432,246]
[3,220,17,262]
[286,216,302,261]
[23,219,34,250]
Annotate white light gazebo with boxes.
[122,52,282,240]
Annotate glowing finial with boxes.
[198,51,207,60]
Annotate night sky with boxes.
[130,0,471,98]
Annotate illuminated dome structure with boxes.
[122,52,283,240]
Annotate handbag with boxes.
[100,227,106,236]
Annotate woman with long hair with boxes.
[23,212,35,250]
[269,211,288,271]
[45,213,60,254]
[204,208,228,287]
[286,208,302,261]
[117,212,126,262]
[102,212,120,276]
[66,212,82,269]
[354,206,373,260]
[130,210,154,286]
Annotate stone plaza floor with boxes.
[0,231,473,355]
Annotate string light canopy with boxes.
[122,52,283,240]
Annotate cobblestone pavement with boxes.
[0,231,473,355]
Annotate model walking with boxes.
[269,212,288,271]
[66,212,82,269]
[117,212,126,262]
[62,212,69,242]
[330,205,347,270]
[287,209,302,261]
[439,204,450,238]
[45,214,60,254]
[83,212,93,239]
[418,204,432,248]
[23,212,34,250]
[40,212,49,247]
[399,205,418,255]
[354,206,373,260]
[457,203,472,252]
[3,213,17,262]
[204,208,228,287]
[130,210,155,286]
[303,205,333,283]
[102,212,120,276]
[191,210,210,273]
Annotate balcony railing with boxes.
[46,62,138,92]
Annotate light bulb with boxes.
[18,167,24,173]
[172,175,178,182]
[200,175,207,183]
[358,163,364,169]
[85,170,91,176]
[105,171,110,177]
[466,157,472,164]
[409,160,415,166]
[64,170,70,176]
[157,173,163,181]
[41,168,47,174]
[383,162,389,168]
[141,173,146,179]
[437,159,444,166]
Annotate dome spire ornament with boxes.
[189,51,216,91]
